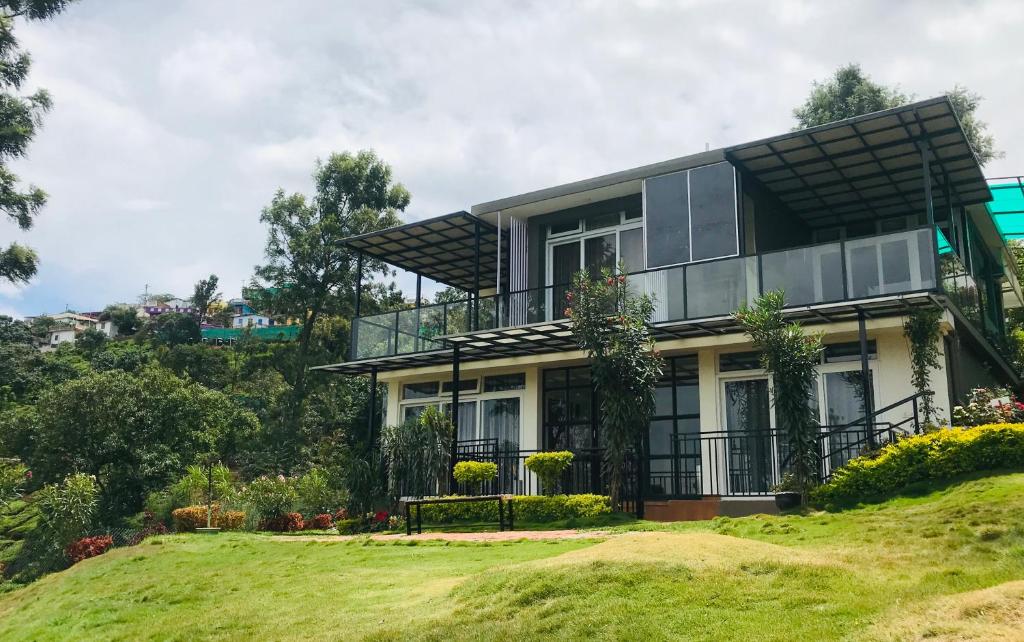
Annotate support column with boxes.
[415,274,422,351]
[473,219,481,331]
[920,141,934,225]
[351,251,364,360]
[449,344,461,492]
[858,312,875,449]
[367,366,378,444]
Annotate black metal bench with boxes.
[402,495,514,535]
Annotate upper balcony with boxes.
[323,97,1019,377]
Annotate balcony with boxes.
[351,226,952,361]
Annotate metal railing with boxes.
[353,226,941,359]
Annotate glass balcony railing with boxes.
[352,227,946,360]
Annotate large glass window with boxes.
[543,366,596,451]
[648,355,701,498]
[645,162,738,268]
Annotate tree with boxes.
[75,327,107,353]
[734,291,823,502]
[0,314,32,345]
[99,304,141,337]
[191,274,220,325]
[152,312,200,347]
[253,150,409,428]
[794,64,1000,165]
[567,268,662,510]
[0,0,78,285]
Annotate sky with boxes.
[1,0,1022,318]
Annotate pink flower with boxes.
[24,470,32,480]
[606,277,614,286]
[618,275,626,284]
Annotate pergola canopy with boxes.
[726,96,991,227]
[342,211,503,291]
[989,177,1024,241]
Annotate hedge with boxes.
[171,505,246,531]
[812,423,1024,507]
[417,494,611,524]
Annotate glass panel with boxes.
[880,239,912,290]
[418,305,445,344]
[649,419,674,456]
[654,383,674,416]
[445,300,470,334]
[720,351,761,372]
[847,245,880,297]
[551,242,580,321]
[403,381,439,400]
[761,243,843,306]
[442,401,477,443]
[823,341,876,363]
[689,163,738,261]
[354,312,396,359]
[586,211,620,231]
[620,227,644,273]
[402,403,437,424]
[441,379,478,394]
[644,171,690,268]
[550,219,579,235]
[482,398,520,450]
[724,378,773,494]
[395,308,420,354]
[686,256,756,318]
[823,371,875,469]
[585,233,617,279]
[484,373,526,392]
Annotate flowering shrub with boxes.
[66,535,113,564]
[295,468,343,517]
[333,508,349,522]
[813,423,1024,507]
[262,512,304,532]
[334,510,401,534]
[304,513,334,530]
[952,388,1024,427]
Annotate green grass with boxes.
[1,473,1024,640]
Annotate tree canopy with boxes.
[191,274,220,325]
[793,63,1001,165]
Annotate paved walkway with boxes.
[272,529,610,543]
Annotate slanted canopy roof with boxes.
[726,96,992,228]
[341,211,502,291]
[988,177,1024,241]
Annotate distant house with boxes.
[31,312,117,352]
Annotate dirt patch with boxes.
[270,529,610,543]
[868,580,1024,641]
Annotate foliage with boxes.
[295,467,343,516]
[0,460,27,507]
[262,512,304,532]
[812,423,1024,507]
[735,290,822,500]
[171,505,245,532]
[952,388,1024,427]
[241,476,297,523]
[220,511,245,531]
[794,64,1000,165]
[190,274,221,325]
[0,0,77,285]
[99,305,140,337]
[418,494,611,524]
[151,312,200,347]
[169,464,234,507]
[524,451,574,495]
[252,150,409,431]
[903,307,943,425]
[304,513,333,530]
[770,473,807,494]
[380,406,453,499]
[10,368,258,519]
[567,268,662,510]
[33,473,97,568]
[64,535,112,565]
[452,461,497,494]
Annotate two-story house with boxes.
[317,96,1022,519]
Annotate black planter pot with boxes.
[774,492,802,511]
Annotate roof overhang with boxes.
[315,293,942,375]
[726,96,991,228]
[341,211,503,291]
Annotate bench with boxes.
[402,495,513,535]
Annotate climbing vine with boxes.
[903,307,943,427]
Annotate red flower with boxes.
[373,510,388,523]
[24,470,32,480]
[1015,402,1024,411]
[606,277,614,286]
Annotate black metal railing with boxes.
[353,226,941,359]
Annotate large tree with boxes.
[0,0,77,285]
[252,150,409,429]
[794,64,1001,165]
[190,274,220,325]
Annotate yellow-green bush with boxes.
[171,505,247,531]
[524,451,573,494]
[417,494,610,523]
[812,423,1024,507]
[452,461,498,488]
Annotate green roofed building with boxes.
[201,324,302,345]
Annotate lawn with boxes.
[1,473,1023,641]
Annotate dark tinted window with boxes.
[689,163,738,261]
[483,373,526,392]
[645,171,690,268]
[441,379,478,394]
[823,341,876,363]
[403,381,439,399]
[719,351,762,372]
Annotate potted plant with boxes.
[771,473,804,511]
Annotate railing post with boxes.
[449,344,461,493]
[857,311,875,449]
[912,396,920,435]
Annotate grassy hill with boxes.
[1,473,1023,640]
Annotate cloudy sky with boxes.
[1,0,1022,318]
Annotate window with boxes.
[644,162,737,268]
[550,219,580,236]
[823,341,877,363]
[403,381,439,400]
[441,379,478,394]
[719,351,762,372]
[648,355,701,498]
[484,373,526,392]
[399,374,524,451]
[543,366,596,450]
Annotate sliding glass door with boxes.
[722,377,775,494]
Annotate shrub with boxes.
[169,464,233,507]
[813,423,1024,507]
[1,460,29,507]
[336,518,362,535]
[453,461,497,494]
[295,468,342,517]
[304,513,333,530]
[952,388,1024,427]
[380,406,453,498]
[262,512,304,532]
[241,476,297,523]
[419,494,611,524]
[219,511,246,531]
[333,508,349,522]
[35,473,98,555]
[65,535,113,564]
[171,505,215,532]
[524,452,574,495]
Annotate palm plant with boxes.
[379,406,453,499]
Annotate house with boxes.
[32,312,117,352]
[316,96,1023,519]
